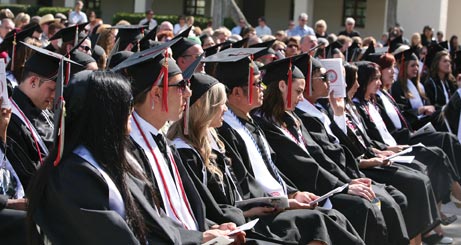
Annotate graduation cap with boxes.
[22,41,80,81]
[424,42,447,67]
[49,22,89,44]
[203,48,264,105]
[105,38,120,70]
[182,53,205,135]
[388,35,404,54]
[439,41,449,50]
[0,25,37,71]
[325,40,343,58]
[173,25,192,40]
[249,39,276,59]
[361,42,376,60]
[347,41,361,62]
[53,57,65,166]
[260,55,304,108]
[135,26,158,52]
[110,25,147,51]
[171,37,198,60]
[118,39,182,112]
[230,38,248,49]
[107,51,133,70]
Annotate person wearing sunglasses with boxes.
[119,48,246,244]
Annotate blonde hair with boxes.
[315,19,327,30]
[14,12,30,28]
[168,83,227,181]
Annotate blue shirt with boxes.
[288,25,315,37]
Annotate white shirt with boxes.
[139,18,157,31]
[255,25,272,36]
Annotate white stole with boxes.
[73,145,125,218]
[130,112,198,230]
[10,98,49,155]
[377,90,402,129]
[296,100,340,143]
[406,79,424,111]
[223,110,286,197]
[367,102,397,146]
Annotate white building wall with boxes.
[397,0,445,40]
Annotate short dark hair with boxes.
[146,9,154,15]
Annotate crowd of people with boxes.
[0,2,461,244]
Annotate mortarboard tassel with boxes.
[248,54,254,105]
[305,55,312,97]
[74,25,79,47]
[11,32,16,72]
[65,54,71,85]
[183,80,191,135]
[53,98,65,166]
[399,55,405,81]
[161,49,169,112]
[287,58,293,109]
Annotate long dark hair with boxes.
[259,80,286,126]
[354,61,380,103]
[27,71,149,244]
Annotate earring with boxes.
[151,98,155,110]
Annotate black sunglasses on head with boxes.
[159,79,190,93]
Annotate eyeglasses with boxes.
[181,53,203,59]
[313,76,329,82]
[287,44,298,49]
[159,79,190,93]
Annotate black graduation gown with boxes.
[6,88,54,189]
[444,90,461,136]
[390,80,446,130]
[245,111,387,243]
[216,122,366,245]
[350,100,441,237]
[294,107,410,244]
[34,153,203,244]
[128,137,212,232]
[423,77,457,110]
[361,93,460,201]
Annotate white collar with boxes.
[296,99,325,122]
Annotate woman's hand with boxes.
[206,223,246,245]
[6,198,27,210]
[359,157,391,168]
[329,91,345,116]
[347,183,376,201]
[418,105,436,115]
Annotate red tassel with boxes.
[162,49,169,112]
[248,54,254,105]
[65,54,71,85]
[11,32,16,72]
[399,55,405,81]
[53,98,65,166]
[287,58,293,109]
[305,56,311,97]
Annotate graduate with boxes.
[6,43,80,188]
[292,54,409,244]
[116,42,246,244]
[351,61,443,243]
[27,70,224,244]
[207,49,377,244]
[169,71,363,244]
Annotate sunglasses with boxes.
[159,79,190,93]
[287,44,298,49]
[313,76,329,82]
[79,45,91,52]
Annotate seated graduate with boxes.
[0,97,27,244]
[292,54,409,244]
[117,43,246,244]
[375,53,461,189]
[209,50,370,244]
[350,61,442,242]
[443,73,461,142]
[390,49,446,131]
[6,43,70,189]
[169,72,363,245]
